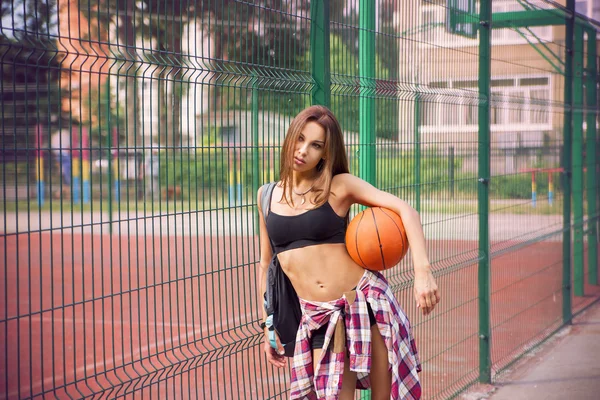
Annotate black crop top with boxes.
[266,201,347,253]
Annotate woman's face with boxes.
[292,121,326,173]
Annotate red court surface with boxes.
[1,232,598,399]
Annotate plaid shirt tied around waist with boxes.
[290,270,421,400]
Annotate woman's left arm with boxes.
[337,173,440,316]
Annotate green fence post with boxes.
[414,94,421,213]
[359,3,376,398]
[562,0,575,323]
[106,78,114,235]
[585,27,598,286]
[478,0,492,384]
[449,146,455,199]
[359,0,376,186]
[252,73,260,232]
[573,23,585,296]
[310,0,330,107]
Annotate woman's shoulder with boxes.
[257,181,280,211]
[331,173,361,191]
[329,173,357,204]
[257,181,281,193]
[331,173,353,184]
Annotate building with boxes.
[396,0,599,174]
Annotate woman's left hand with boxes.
[414,268,440,316]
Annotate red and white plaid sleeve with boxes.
[289,270,422,400]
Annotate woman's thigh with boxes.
[370,324,392,400]
[311,349,357,400]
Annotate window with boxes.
[420,80,479,127]
[491,92,506,125]
[575,1,588,16]
[575,0,600,19]
[420,75,551,128]
[530,89,549,124]
[429,81,448,89]
[454,80,478,89]
[508,90,525,124]
[520,77,549,86]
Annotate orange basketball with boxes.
[345,207,409,271]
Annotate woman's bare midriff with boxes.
[277,243,366,302]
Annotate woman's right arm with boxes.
[257,186,285,368]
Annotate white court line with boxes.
[5,312,254,399]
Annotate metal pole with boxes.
[585,27,598,286]
[82,127,90,204]
[106,78,113,235]
[573,23,585,296]
[36,124,44,207]
[310,0,330,107]
[562,0,575,324]
[359,0,376,185]
[359,3,376,397]
[449,146,455,199]
[72,127,81,203]
[478,0,492,384]
[414,95,421,212]
[252,74,260,231]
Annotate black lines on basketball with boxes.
[380,207,409,252]
[354,211,369,269]
[370,208,386,270]
[345,207,409,271]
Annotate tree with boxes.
[0,0,62,157]
[120,0,142,149]
[82,0,311,147]
[214,1,308,115]
[298,33,392,136]
[136,0,185,148]
[80,0,141,147]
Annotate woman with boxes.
[257,106,439,400]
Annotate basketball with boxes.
[345,207,409,271]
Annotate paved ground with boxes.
[462,300,600,400]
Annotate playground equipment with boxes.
[521,167,564,207]
[36,124,91,206]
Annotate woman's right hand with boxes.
[263,330,286,368]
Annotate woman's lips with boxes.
[294,157,305,165]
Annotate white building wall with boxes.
[131,19,213,148]
[180,20,214,147]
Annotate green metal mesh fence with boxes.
[1,0,599,399]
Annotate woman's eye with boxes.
[313,144,321,149]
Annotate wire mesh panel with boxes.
[487,0,567,375]
[363,1,483,398]
[486,0,600,379]
[1,1,310,398]
[1,1,599,400]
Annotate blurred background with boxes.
[1,1,599,399]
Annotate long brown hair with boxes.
[279,105,349,207]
